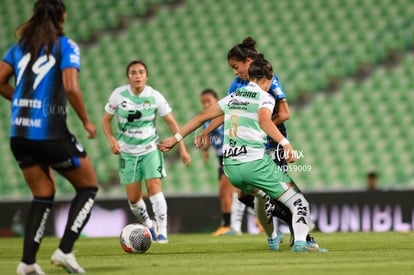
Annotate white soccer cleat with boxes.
[51,248,85,274]
[156,234,169,244]
[16,262,45,275]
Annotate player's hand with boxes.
[283,143,297,163]
[194,134,207,149]
[109,136,121,154]
[157,137,177,152]
[83,120,97,139]
[180,149,191,167]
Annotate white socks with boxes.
[149,192,168,237]
[128,199,154,229]
[230,192,245,233]
[277,188,310,242]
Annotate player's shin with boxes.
[22,196,54,264]
[231,192,246,233]
[149,192,168,237]
[129,199,154,228]
[277,188,310,242]
[59,187,97,253]
[254,192,275,238]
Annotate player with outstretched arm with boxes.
[198,36,317,247]
[158,56,326,252]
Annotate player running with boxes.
[0,1,98,274]
[158,56,326,252]
[102,60,191,244]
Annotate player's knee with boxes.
[76,187,98,198]
[238,194,255,209]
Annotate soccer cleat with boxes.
[156,234,169,244]
[51,248,85,273]
[292,240,327,252]
[149,226,157,242]
[307,240,328,252]
[307,235,317,244]
[290,234,316,247]
[211,226,230,236]
[267,232,284,251]
[277,231,284,243]
[16,262,45,275]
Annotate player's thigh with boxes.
[141,150,166,179]
[59,156,98,189]
[224,165,255,195]
[247,156,291,198]
[10,138,56,197]
[36,134,98,189]
[141,150,165,195]
[219,174,233,195]
[145,178,162,195]
[21,164,56,197]
[118,153,142,185]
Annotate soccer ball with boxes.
[120,223,152,253]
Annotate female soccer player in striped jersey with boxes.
[0,1,98,274]
[102,60,191,244]
[158,56,325,252]
[199,37,315,248]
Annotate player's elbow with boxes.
[64,87,80,97]
[278,106,290,121]
[279,111,290,122]
[258,119,269,130]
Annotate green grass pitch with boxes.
[2,232,414,274]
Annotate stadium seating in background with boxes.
[287,52,414,190]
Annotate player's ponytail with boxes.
[248,54,273,80]
[227,36,259,62]
[16,0,66,59]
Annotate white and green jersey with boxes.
[218,82,275,165]
[104,84,172,156]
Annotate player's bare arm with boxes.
[258,108,296,163]
[162,113,192,166]
[102,112,121,154]
[63,68,96,138]
[0,61,15,100]
[194,115,224,148]
[159,104,223,152]
[272,98,290,125]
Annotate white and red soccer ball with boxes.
[120,223,152,253]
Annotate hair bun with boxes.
[256,53,265,60]
[241,36,256,50]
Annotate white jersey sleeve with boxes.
[104,86,126,115]
[154,90,172,117]
[259,92,275,113]
[218,95,230,111]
